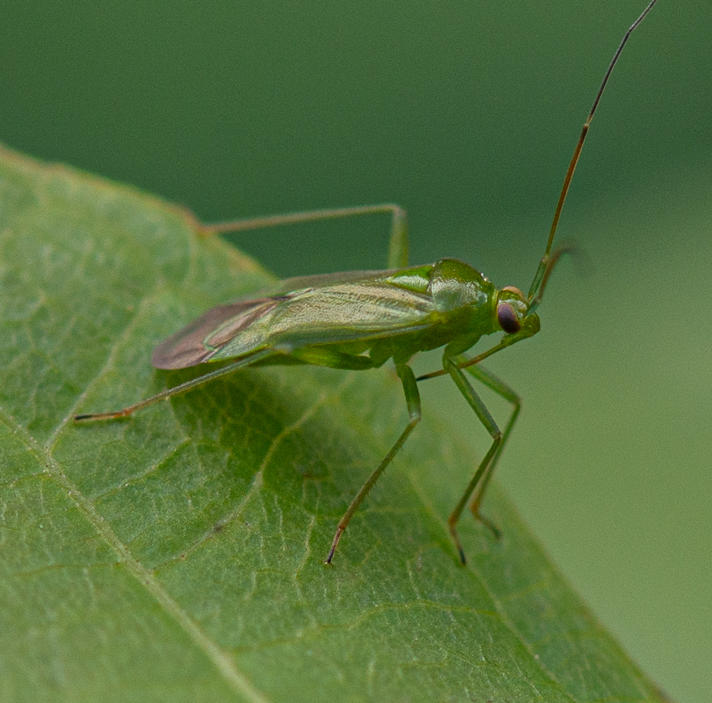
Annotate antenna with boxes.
[527,0,658,304]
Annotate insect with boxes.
[75,1,658,564]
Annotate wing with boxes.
[153,265,438,369]
[274,269,392,293]
[152,298,281,369]
[210,278,436,361]
[274,262,433,295]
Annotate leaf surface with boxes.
[0,146,668,702]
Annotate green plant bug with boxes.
[75,1,658,565]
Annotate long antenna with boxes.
[527,0,657,301]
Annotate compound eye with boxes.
[497,303,520,334]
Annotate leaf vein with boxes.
[0,400,270,702]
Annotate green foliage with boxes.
[0,146,668,702]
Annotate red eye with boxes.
[497,303,520,334]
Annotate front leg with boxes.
[443,355,504,564]
[460,362,521,529]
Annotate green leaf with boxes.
[1,145,669,703]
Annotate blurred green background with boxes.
[2,2,710,701]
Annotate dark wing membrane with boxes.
[152,298,281,369]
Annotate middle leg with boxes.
[325,363,421,563]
